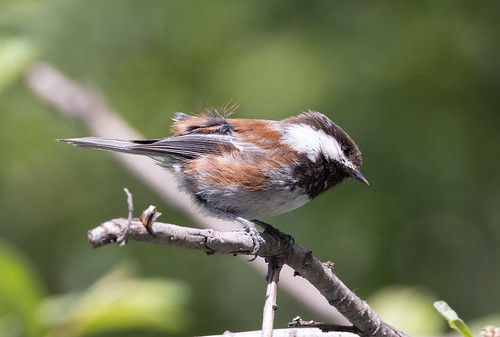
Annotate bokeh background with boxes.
[1,1,499,336]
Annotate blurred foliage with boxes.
[0,240,189,337]
[0,36,38,93]
[0,239,44,337]
[368,286,443,336]
[0,0,499,336]
[39,265,190,337]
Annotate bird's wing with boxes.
[130,134,236,158]
[60,133,237,159]
[61,112,251,159]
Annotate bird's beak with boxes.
[352,169,369,185]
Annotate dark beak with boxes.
[352,169,369,185]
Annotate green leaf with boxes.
[434,301,473,337]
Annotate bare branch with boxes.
[88,218,255,255]
[262,259,284,337]
[88,211,407,337]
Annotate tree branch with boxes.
[88,209,408,337]
[262,258,283,337]
[88,216,293,257]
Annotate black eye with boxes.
[341,145,350,155]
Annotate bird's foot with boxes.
[252,219,295,255]
[228,214,266,259]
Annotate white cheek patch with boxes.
[282,123,346,163]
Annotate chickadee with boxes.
[60,107,368,242]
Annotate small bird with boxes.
[60,106,368,245]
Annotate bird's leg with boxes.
[227,213,266,258]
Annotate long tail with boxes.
[57,137,160,156]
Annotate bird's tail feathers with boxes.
[57,137,154,155]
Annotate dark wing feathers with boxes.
[130,134,235,158]
[60,114,238,159]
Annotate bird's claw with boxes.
[243,223,266,259]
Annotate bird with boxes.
[59,106,368,249]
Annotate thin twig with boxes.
[262,258,284,337]
[118,187,133,245]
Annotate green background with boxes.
[1,1,499,336]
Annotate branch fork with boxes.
[87,194,407,337]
